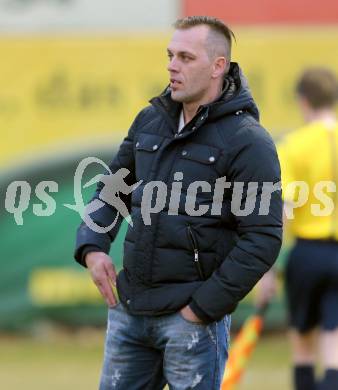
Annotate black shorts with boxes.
[285,238,338,333]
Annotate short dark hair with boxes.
[173,15,235,61]
[296,67,338,109]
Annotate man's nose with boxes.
[167,57,179,73]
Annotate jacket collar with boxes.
[150,62,259,131]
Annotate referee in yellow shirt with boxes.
[258,67,338,390]
[280,68,338,390]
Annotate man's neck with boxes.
[306,109,336,125]
[182,82,223,124]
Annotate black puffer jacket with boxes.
[75,63,283,324]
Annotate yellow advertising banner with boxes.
[1,28,337,169]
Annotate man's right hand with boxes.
[85,252,118,306]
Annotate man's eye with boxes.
[167,54,173,60]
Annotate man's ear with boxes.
[212,57,227,79]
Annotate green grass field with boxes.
[0,329,291,390]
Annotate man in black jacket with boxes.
[75,16,283,390]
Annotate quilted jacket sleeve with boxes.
[74,111,142,267]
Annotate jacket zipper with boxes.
[187,226,204,280]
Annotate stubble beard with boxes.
[170,90,186,103]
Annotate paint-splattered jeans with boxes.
[99,302,231,390]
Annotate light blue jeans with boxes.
[99,302,231,390]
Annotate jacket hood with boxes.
[208,62,260,122]
[151,62,260,124]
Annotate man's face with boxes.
[167,26,215,104]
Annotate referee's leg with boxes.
[319,329,338,389]
[318,286,338,389]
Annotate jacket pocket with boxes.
[134,133,164,181]
[187,225,205,280]
[135,133,164,152]
[180,143,220,165]
[175,142,222,191]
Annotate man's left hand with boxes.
[180,305,204,324]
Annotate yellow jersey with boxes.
[278,119,338,240]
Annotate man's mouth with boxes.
[170,79,182,89]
